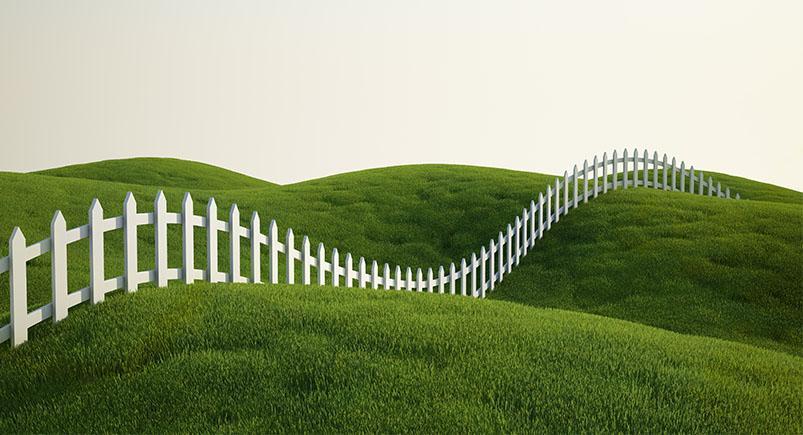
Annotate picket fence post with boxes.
[89,198,106,302]
[497,231,505,282]
[680,162,686,193]
[506,225,513,273]
[372,261,380,290]
[538,193,544,239]
[406,267,413,292]
[563,171,570,216]
[51,211,68,322]
[230,205,242,284]
[438,265,445,294]
[622,149,628,189]
[251,212,262,284]
[182,193,195,285]
[573,165,579,209]
[416,268,423,292]
[471,253,478,297]
[489,239,496,291]
[358,257,366,288]
[427,267,434,293]
[460,259,468,296]
[529,201,536,247]
[554,178,560,223]
[690,167,695,194]
[124,192,138,292]
[301,236,311,285]
[207,198,219,283]
[449,263,456,295]
[9,227,28,346]
[286,229,295,284]
[610,150,616,191]
[154,192,168,288]
[318,243,326,286]
[480,247,487,298]
[345,253,353,287]
[394,265,402,290]
[545,186,552,231]
[332,248,340,287]
[268,220,278,284]
[514,216,521,266]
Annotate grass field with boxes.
[0,157,801,432]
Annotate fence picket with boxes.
[480,248,487,298]
[301,236,311,285]
[537,193,544,239]
[545,186,552,230]
[563,171,570,216]
[460,259,468,297]
[670,156,675,191]
[699,171,705,195]
[395,265,402,290]
[438,265,445,294]
[416,268,424,292]
[573,165,579,208]
[332,248,340,287]
[358,257,366,288]
[207,198,219,283]
[489,240,496,291]
[230,205,241,284]
[471,253,478,297]
[286,229,295,284]
[90,198,106,301]
[406,267,413,292]
[427,267,434,293]
[680,162,686,192]
[182,193,195,285]
[449,263,456,295]
[384,263,391,290]
[689,166,695,194]
[318,243,326,286]
[555,178,560,223]
[653,151,659,189]
[251,212,262,284]
[124,192,138,292]
[622,149,628,189]
[51,211,68,322]
[268,220,278,284]
[609,150,615,191]
[498,231,505,282]
[514,216,521,266]
[9,227,28,346]
[506,224,513,273]
[372,260,379,290]
[529,201,536,248]
[345,253,353,287]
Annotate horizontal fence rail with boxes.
[0,149,740,347]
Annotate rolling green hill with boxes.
[35,157,276,190]
[0,158,801,432]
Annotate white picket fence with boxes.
[0,149,740,347]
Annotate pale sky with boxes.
[1,0,801,190]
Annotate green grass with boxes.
[0,283,800,432]
[0,158,801,432]
[35,157,276,190]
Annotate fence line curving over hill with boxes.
[0,149,740,347]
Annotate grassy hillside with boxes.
[0,283,800,432]
[35,157,275,190]
[0,162,801,356]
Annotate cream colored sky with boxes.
[1,0,801,189]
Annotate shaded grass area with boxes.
[0,283,800,433]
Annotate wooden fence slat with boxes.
[332,248,340,287]
[286,229,295,284]
[358,257,366,288]
[427,267,434,293]
[498,231,505,282]
[554,178,560,223]
[90,198,106,301]
[609,150,616,191]
[622,149,628,189]
[689,166,695,194]
[460,258,468,296]
[268,220,278,284]
[124,192,138,292]
[699,171,705,195]
[345,253,353,288]
[9,227,28,346]
[680,162,686,192]
[301,236,311,285]
[480,247,487,298]
[51,211,68,322]
[471,252,478,297]
[230,204,241,284]
[545,186,552,231]
[573,165,579,209]
[563,171,570,216]
[529,200,536,248]
[583,160,589,203]
[318,243,326,286]
[372,260,379,290]
[416,268,424,292]
[207,198,219,283]
[449,263,456,295]
[670,156,676,191]
[506,224,513,273]
[489,240,496,291]
[514,216,521,266]
[395,265,402,290]
[438,265,445,294]
[406,267,413,292]
[538,193,544,239]
[384,263,391,290]
[182,193,195,285]
[251,212,262,284]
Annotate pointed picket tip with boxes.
[345,252,352,261]
[286,228,294,238]
[538,192,544,201]
[438,265,445,273]
[318,242,325,254]
[230,203,239,216]
[395,265,401,273]
[182,192,193,206]
[269,219,278,234]
[302,235,310,247]
[207,197,217,210]
[51,210,66,227]
[332,247,339,256]
[460,258,467,267]
[251,211,260,225]
[89,197,103,214]
[359,257,366,266]
[124,191,137,208]
[10,226,26,244]
[154,190,166,207]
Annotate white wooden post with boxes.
[529,200,536,247]
[521,209,528,257]
[286,228,295,284]
[489,239,496,291]
[332,248,340,287]
[317,243,326,285]
[449,263,456,295]
[653,151,659,188]
[9,227,28,346]
[427,267,434,293]
[545,186,552,230]
[662,154,668,190]
[123,192,138,292]
[699,172,704,195]
[506,224,513,273]
[301,235,311,285]
[268,220,278,284]
[229,205,241,284]
[438,265,445,294]
[554,178,560,223]
[394,265,402,290]
[406,267,413,292]
[345,253,353,287]
[51,211,68,322]
[251,212,261,284]
[89,198,106,302]
[384,263,391,290]
[460,259,467,296]
[595,154,602,196]
[610,150,617,191]
[470,253,478,297]
[633,148,640,187]
[680,162,686,192]
[371,260,379,289]
[182,193,195,285]
[716,181,722,198]
[513,216,521,266]
[670,156,676,191]
[563,171,570,215]
[573,165,579,208]
[480,247,487,298]
[643,150,649,188]
[537,193,544,239]
[154,192,168,287]
[582,160,589,203]
[736,193,740,200]
[498,231,505,281]
[726,187,731,199]
[690,167,695,194]
[358,257,366,288]
[707,177,714,196]
[207,198,218,283]
[416,268,423,292]
[622,149,628,189]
